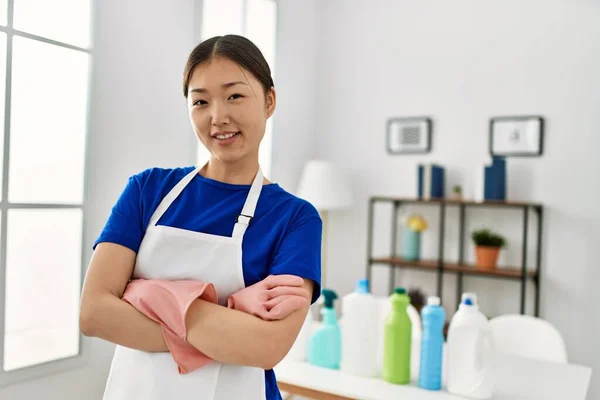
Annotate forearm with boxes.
[185,299,305,369]
[80,293,169,353]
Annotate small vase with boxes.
[403,230,421,261]
[475,246,500,270]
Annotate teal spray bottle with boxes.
[307,289,341,369]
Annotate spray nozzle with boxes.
[321,289,338,309]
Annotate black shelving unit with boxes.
[366,197,543,316]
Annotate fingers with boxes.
[267,285,310,300]
[265,294,303,310]
[265,296,309,320]
[263,274,304,289]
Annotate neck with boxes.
[202,157,261,185]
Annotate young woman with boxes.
[79,35,322,400]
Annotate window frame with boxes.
[0,0,94,386]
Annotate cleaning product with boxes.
[446,292,494,399]
[286,309,313,361]
[418,296,446,391]
[382,287,412,384]
[340,279,379,377]
[307,289,341,369]
[375,295,422,382]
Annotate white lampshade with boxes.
[297,160,353,211]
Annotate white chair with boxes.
[489,314,568,363]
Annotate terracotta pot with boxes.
[475,246,500,271]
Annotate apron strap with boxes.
[232,168,264,239]
[148,166,202,227]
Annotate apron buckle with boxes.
[236,214,253,226]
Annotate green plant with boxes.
[452,184,462,194]
[471,228,506,248]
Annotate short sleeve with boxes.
[93,173,145,253]
[268,211,322,304]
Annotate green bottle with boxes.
[382,287,412,384]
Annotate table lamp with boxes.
[297,160,353,290]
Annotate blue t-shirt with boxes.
[94,166,322,400]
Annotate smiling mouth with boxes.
[212,131,240,140]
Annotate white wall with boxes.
[301,0,599,398]
[270,0,320,192]
[0,1,197,398]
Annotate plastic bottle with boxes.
[308,289,341,369]
[382,287,412,384]
[446,292,494,399]
[286,309,313,361]
[340,279,379,377]
[418,296,446,390]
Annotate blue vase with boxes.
[403,230,421,260]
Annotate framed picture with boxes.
[386,117,432,154]
[490,116,544,157]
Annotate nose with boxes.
[211,102,230,127]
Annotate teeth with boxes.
[215,132,237,140]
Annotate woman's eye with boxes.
[193,99,207,106]
[228,93,243,100]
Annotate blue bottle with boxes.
[418,296,446,390]
[307,289,341,369]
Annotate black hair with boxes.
[183,35,274,98]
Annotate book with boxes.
[418,164,445,200]
[484,157,506,201]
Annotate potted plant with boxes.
[471,228,506,271]
[451,184,462,201]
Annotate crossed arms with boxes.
[79,242,313,370]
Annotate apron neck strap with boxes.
[232,168,264,239]
[149,166,202,227]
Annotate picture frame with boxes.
[490,116,544,157]
[386,117,432,154]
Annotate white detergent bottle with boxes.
[446,293,494,399]
[286,308,313,361]
[340,279,379,377]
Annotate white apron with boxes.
[102,166,266,400]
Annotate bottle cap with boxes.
[461,292,477,306]
[427,296,441,306]
[394,287,407,295]
[356,279,369,294]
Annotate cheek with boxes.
[190,110,210,133]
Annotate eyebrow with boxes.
[189,81,248,94]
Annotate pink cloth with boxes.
[122,279,217,374]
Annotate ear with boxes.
[265,87,276,118]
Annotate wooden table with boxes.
[275,354,592,400]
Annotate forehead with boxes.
[189,57,258,90]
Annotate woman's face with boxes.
[187,57,275,165]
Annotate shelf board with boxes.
[371,257,537,280]
[370,196,542,209]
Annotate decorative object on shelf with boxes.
[484,156,506,201]
[417,163,445,200]
[408,288,426,315]
[366,197,543,317]
[474,156,506,202]
[401,214,428,260]
[387,117,432,154]
[471,228,507,271]
[297,160,353,289]
[450,184,462,201]
[490,115,544,157]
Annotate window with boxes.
[0,0,92,383]
[197,0,277,178]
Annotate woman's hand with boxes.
[227,275,310,321]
